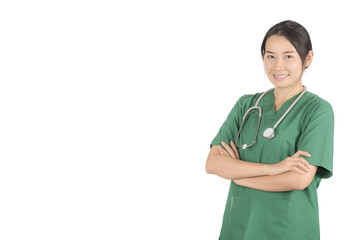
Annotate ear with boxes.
[304,50,314,68]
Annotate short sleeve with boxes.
[210,97,244,149]
[297,101,335,179]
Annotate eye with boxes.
[266,55,274,59]
[285,55,293,59]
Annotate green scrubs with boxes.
[210,89,334,240]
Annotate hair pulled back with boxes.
[261,20,313,69]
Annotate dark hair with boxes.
[261,20,312,69]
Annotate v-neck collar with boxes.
[262,89,304,119]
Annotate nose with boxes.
[274,58,285,70]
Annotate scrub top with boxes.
[210,89,334,240]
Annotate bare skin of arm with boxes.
[210,141,317,191]
[206,141,312,180]
[205,144,273,180]
[233,166,317,192]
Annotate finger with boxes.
[286,157,309,172]
[293,167,306,175]
[296,162,310,173]
[293,150,311,158]
[230,141,240,160]
[217,145,224,155]
[221,141,236,159]
[293,150,312,158]
[218,145,230,157]
[299,157,312,170]
[292,157,311,172]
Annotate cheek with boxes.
[288,60,304,73]
[263,61,273,72]
[290,67,304,76]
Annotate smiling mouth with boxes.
[273,74,289,80]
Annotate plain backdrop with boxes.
[0,0,359,239]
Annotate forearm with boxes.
[206,153,271,180]
[233,167,316,192]
[233,171,303,192]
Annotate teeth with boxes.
[274,75,287,77]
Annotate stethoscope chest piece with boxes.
[263,127,275,139]
[235,86,307,149]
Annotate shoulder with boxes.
[301,91,334,128]
[303,91,334,116]
[236,91,265,107]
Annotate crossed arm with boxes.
[205,141,317,192]
[232,168,317,192]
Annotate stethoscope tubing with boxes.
[235,86,307,150]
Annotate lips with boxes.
[273,74,289,80]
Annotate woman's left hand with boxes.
[217,141,240,160]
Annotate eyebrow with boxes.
[265,50,296,54]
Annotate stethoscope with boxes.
[235,86,307,150]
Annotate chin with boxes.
[269,79,301,89]
[269,81,289,88]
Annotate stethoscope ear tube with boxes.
[235,89,270,149]
[235,86,307,150]
[235,106,262,149]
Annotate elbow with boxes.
[206,146,219,175]
[288,168,317,191]
[294,169,317,190]
[205,158,214,174]
[293,180,311,191]
[205,164,211,174]
[205,149,232,179]
[205,161,232,180]
[294,184,306,191]
[205,156,222,176]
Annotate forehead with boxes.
[265,35,296,53]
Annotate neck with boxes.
[273,83,304,111]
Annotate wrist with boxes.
[264,163,274,175]
[233,178,244,186]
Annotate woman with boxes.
[206,20,334,240]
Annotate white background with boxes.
[0,0,358,239]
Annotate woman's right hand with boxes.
[268,150,313,175]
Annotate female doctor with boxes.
[206,20,334,240]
